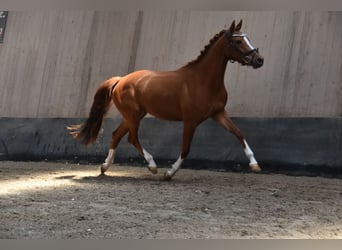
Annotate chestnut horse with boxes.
[68,20,264,180]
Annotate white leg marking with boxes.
[143,148,158,174]
[243,139,257,165]
[101,149,115,173]
[243,139,261,172]
[167,155,184,177]
[143,148,156,167]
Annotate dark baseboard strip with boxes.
[1,117,341,177]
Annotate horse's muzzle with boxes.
[252,55,264,69]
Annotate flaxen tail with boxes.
[67,76,121,145]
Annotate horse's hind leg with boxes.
[126,117,158,174]
[212,110,261,172]
[101,120,128,174]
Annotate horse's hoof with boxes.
[250,163,262,172]
[148,166,158,174]
[163,171,173,181]
[101,164,108,174]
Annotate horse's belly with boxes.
[141,94,183,121]
[133,71,185,121]
[144,101,183,121]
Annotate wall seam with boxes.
[127,11,144,74]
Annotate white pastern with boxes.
[143,148,157,167]
[243,139,258,165]
[101,148,115,173]
[167,156,184,177]
[143,148,157,174]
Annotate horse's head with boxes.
[225,20,264,69]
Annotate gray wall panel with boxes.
[0,11,341,118]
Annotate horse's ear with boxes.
[235,19,243,31]
[229,20,236,34]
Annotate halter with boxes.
[225,32,259,62]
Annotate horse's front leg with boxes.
[164,122,197,181]
[212,110,261,172]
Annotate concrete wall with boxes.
[0,11,341,118]
[1,117,341,176]
[0,11,341,174]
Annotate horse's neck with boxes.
[188,36,228,85]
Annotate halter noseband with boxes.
[225,32,259,62]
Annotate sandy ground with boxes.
[0,161,341,239]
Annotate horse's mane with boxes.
[184,30,226,67]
